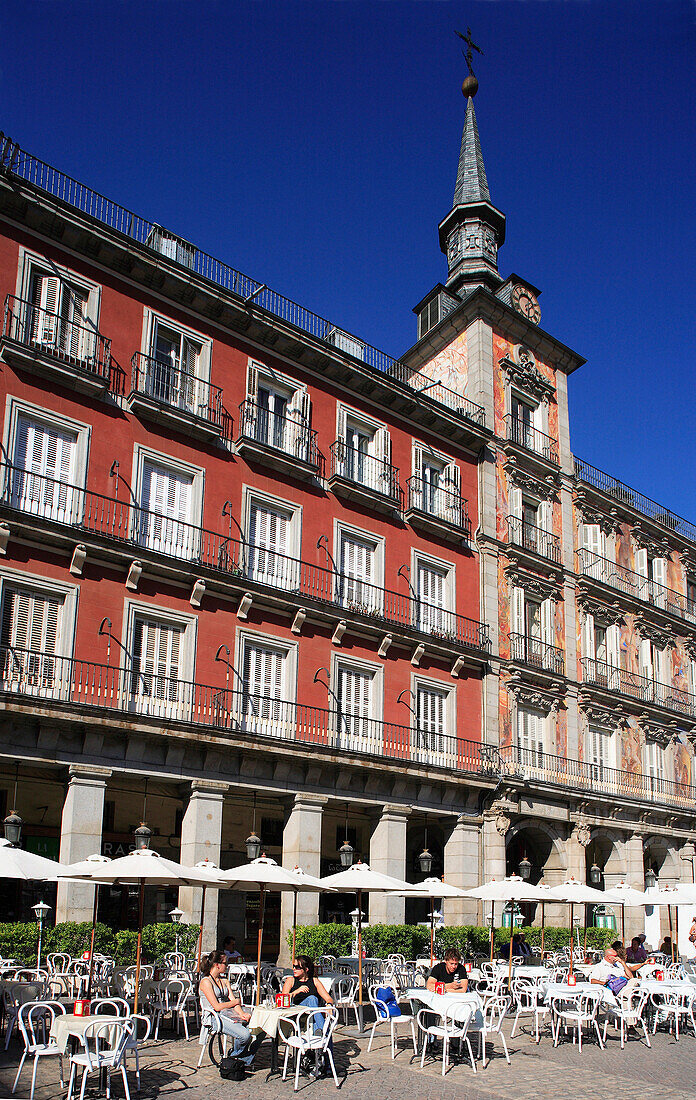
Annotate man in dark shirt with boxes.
[426,948,468,992]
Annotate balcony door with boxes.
[516,707,545,771]
[0,587,63,697]
[256,386,288,450]
[11,415,78,524]
[138,460,195,559]
[130,616,185,719]
[30,274,90,361]
[150,321,201,412]
[416,560,448,636]
[336,663,374,752]
[415,683,448,763]
[338,532,379,614]
[241,641,287,736]
[588,724,615,784]
[248,499,293,589]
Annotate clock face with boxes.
[512,284,541,325]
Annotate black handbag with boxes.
[219,1056,246,1081]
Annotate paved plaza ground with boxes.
[1,1017,696,1100]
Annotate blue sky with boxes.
[3,1,695,519]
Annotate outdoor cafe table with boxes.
[406,988,484,1025]
[248,1002,310,1075]
[50,1013,127,1055]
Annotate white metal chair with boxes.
[317,955,336,970]
[280,1005,339,1091]
[91,997,131,1016]
[66,1018,134,1100]
[366,984,417,1059]
[123,1013,151,1090]
[510,978,549,1043]
[550,989,604,1051]
[46,953,71,975]
[152,979,194,1039]
[3,983,47,1048]
[12,1001,66,1100]
[416,1002,476,1076]
[650,988,696,1040]
[602,986,651,1048]
[196,1017,228,1069]
[333,976,360,1028]
[472,995,511,1067]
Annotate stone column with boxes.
[480,805,509,930]
[279,795,327,965]
[57,765,112,923]
[443,814,482,924]
[567,822,589,882]
[623,833,646,941]
[178,780,228,952]
[678,841,696,885]
[368,805,411,925]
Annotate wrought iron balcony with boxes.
[500,743,696,813]
[0,645,489,775]
[576,548,696,625]
[235,398,321,478]
[575,457,696,543]
[509,633,564,675]
[329,441,402,514]
[129,352,226,441]
[1,294,111,394]
[0,464,489,655]
[504,414,559,466]
[580,657,696,718]
[405,476,470,541]
[1,138,487,434]
[507,515,561,564]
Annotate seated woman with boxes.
[281,955,333,1071]
[199,951,262,1071]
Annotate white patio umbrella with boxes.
[465,875,550,981]
[649,885,696,963]
[220,857,324,1005]
[0,837,65,880]
[64,848,225,1012]
[547,878,606,976]
[395,877,469,965]
[57,853,112,997]
[191,859,232,974]
[318,861,416,1013]
[602,881,650,943]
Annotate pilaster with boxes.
[279,795,327,965]
[368,805,411,925]
[178,780,228,952]
[443,814,482,924]
[57,765,112,923]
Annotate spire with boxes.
[453,97,490,206]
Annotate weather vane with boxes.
[455,27,483,97]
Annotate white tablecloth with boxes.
[542,981,616,1008]
[641,979,695,996]
[406,987,484,1025]
[50,1014,126,1056]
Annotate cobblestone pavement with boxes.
[2,1017,696,1100]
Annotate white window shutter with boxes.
[635,548,648,579]
[31,274,60,344]
[372,427,391,466]
[246,362,259,403]
[652,557,668,587]
[542,598,555,646]
[509,486,523,521]
[639,638,653,681]
[539,500,553,533]
[606,624,620,668]
[582,612,595,659]
[412,445,424,479]
[510,586,525,635]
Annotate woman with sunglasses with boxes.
[282,955,334,1073]
[200,951,262,1072]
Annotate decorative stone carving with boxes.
[634,615,673,649]
[639,718,673,748]
[495,810,511,836]
[579,700,621,729]
[500,351,554,405]
[507,678,563,713]
[632,525,672,557]
[573,822,592,848]
[503,560,561,601]
[504,459,559,500]
[575,502,621,536]
[576,593,625,627]
[683,636,696,662]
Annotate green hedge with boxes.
[0,922,200,966]
[291,923,614,959]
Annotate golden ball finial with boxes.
[462,74,479,98]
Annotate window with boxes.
[247,497,294,589]
[148,319,203,411]
[516,707,545,766]
[132,447,203,561]
[0,586,63,696]
[130,615,184,717]
[510,394,538,450]
[238,632,297,737]
[16,250,101,358]
[687,578,696,618]
[580,523,607,580]
[412,446,462,524]
[336,526,382,614]
[335,406,392,493]
[644,740,665,792]
[587,724,615,777]
[511,588,555,667]
[414,679,454,764]
[414,555,453,636]
[245,362,311,460]
[418,296,440,339]
[3,399,91,524]
[333,657,382,752]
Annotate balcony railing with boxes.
[504,414,559,465]
[0,464,489,654]
[130,352,224,429]
[329,441,401,508]
[500,743,696,812]
[406,476,470,534]
[0,136,486,430]
[577,548,696,624]
[507,516,561,563]
[509,633,564,675]
[2,294,111,380]
[581,657,696,718]
[575,457,696,543]
[236,398,320,470]
[0,645,488,774]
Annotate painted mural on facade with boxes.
[499,670,512,750]
[415,329,468,395]
[498,555,511,660]
[620,718,643,776]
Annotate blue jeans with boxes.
[299,995,332,1051]
[216,1013,260,1065]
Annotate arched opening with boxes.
[505,821,566,924]
[404,820,445,925]
[585,830,623,930]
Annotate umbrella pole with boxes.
[674,906,679,964]
[292,891,297,965]
[134,881,145,1015]
[256,884,265,1007]
[541,903,545,960]
[489,903,495,962]
[196,885,207,974]
[507,919,514,987]
[668,904,674,964]
[86,885,99,999]
[621,903,625,944]
[430,899,434,967]
[569,902,574,977]
[357,889,363,1009]
[583,915,588,959]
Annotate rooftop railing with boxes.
[504,414,559,465]
[2,294,111,380]
[131,352,224,429]
[574,457,696,544]
[500,743,696,811]
[507,515,561,564]
[0,645,488,775]
[581,656,696,718]
[577,548,696,625]
[0,464,489,653]
[0,135,486,429]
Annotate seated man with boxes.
[626,936,647,965]
[589,945,635,988]
[426,948,468,993]
[222,936,243,962]
[514,932,534,958]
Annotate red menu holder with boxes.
[656,971,664,981]
[81,951,91,962]
[567,974,577,986]
[465,962,472,973]
[74,1000,90,1016]
[275,993,291,1008]
[435,982,445,995]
